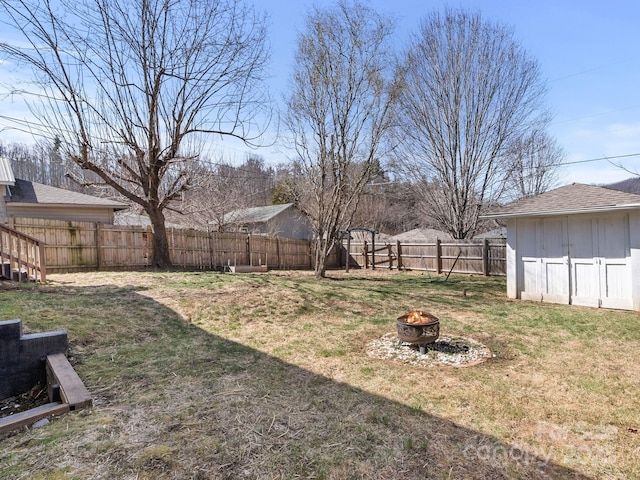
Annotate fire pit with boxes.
[396,310,440,354]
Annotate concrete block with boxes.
[0,319,68,400]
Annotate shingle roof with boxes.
[391,228,452,242]
[7,179,128,209]
[222,203,293,224]
[483,183,640,219]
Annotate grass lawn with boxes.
[0,269,638,479]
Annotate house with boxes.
[0,157,128,224]
[114,211,182,229]
[391,228,452,242]
[483,183,640,311]
[214,203,313,240]
[473,227,507,240]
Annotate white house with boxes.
[483,183,640,311]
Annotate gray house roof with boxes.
[7,178,128,209]
[473,227,507,239]
[391,228,452,242]
[223,203,294,224]
[483,183,640,219]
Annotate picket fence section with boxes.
[1,217,505,276]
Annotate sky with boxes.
[1,0,639,186]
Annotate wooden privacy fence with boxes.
[0,216,506,276]
[341,238,506,276]
[1,217,313,273]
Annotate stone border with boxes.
[366,332,493,368]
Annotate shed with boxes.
[214,203,313,240]
[483,183,640,311]
[0,157,128,224]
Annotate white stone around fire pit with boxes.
[366,333,492,368]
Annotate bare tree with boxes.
[0,0,270,267]
[175,156,276,230]
[503,130,564,200]
[393,8,549,239]
[285,0,399,278]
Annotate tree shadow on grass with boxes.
[0,283,591,480]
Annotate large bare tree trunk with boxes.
[147,206,171,269]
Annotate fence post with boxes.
[396,240,402,270]
[146,225,153,267]
[246,234,251,266]
[207,227,214,270]
[363,240,368,269]
[38,242,47,282]
[436,239,442,274]
[482,239,489,276]
[95,222,102,271]
[345,233,351,272]
[388,244,393,270]
[371,233,376,270]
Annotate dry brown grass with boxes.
[0,269,638,479]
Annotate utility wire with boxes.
[557,152,640,166]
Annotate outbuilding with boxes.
[213,203,313,240]
[483,183,640,311]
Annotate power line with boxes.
[557,152,640,166]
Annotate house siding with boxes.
[5,205,115,224]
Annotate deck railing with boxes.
[0,224,47,282]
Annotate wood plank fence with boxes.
[340,238,506,276]
[1,216,505,276]
[1,217,313,273]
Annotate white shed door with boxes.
[540,219,569,304]
[598,215,632,310]
[569,218,600,307]
[517,218,569,303]
[568,214,632,310]
[517,219,542,301]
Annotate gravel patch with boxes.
[366,332,492,368]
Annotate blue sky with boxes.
[1,0,639,186]
[265,0,640,186]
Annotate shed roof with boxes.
[483,183,640,219]
[7,179,128,209]
[222,203,294,224]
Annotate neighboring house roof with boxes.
[222,203,294,224]
[474,227,507,239]
[392,228,452,242]
[6,178,128,210]
[483,183,640,219]
[114,211,182,228]
[0,157,16,186]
